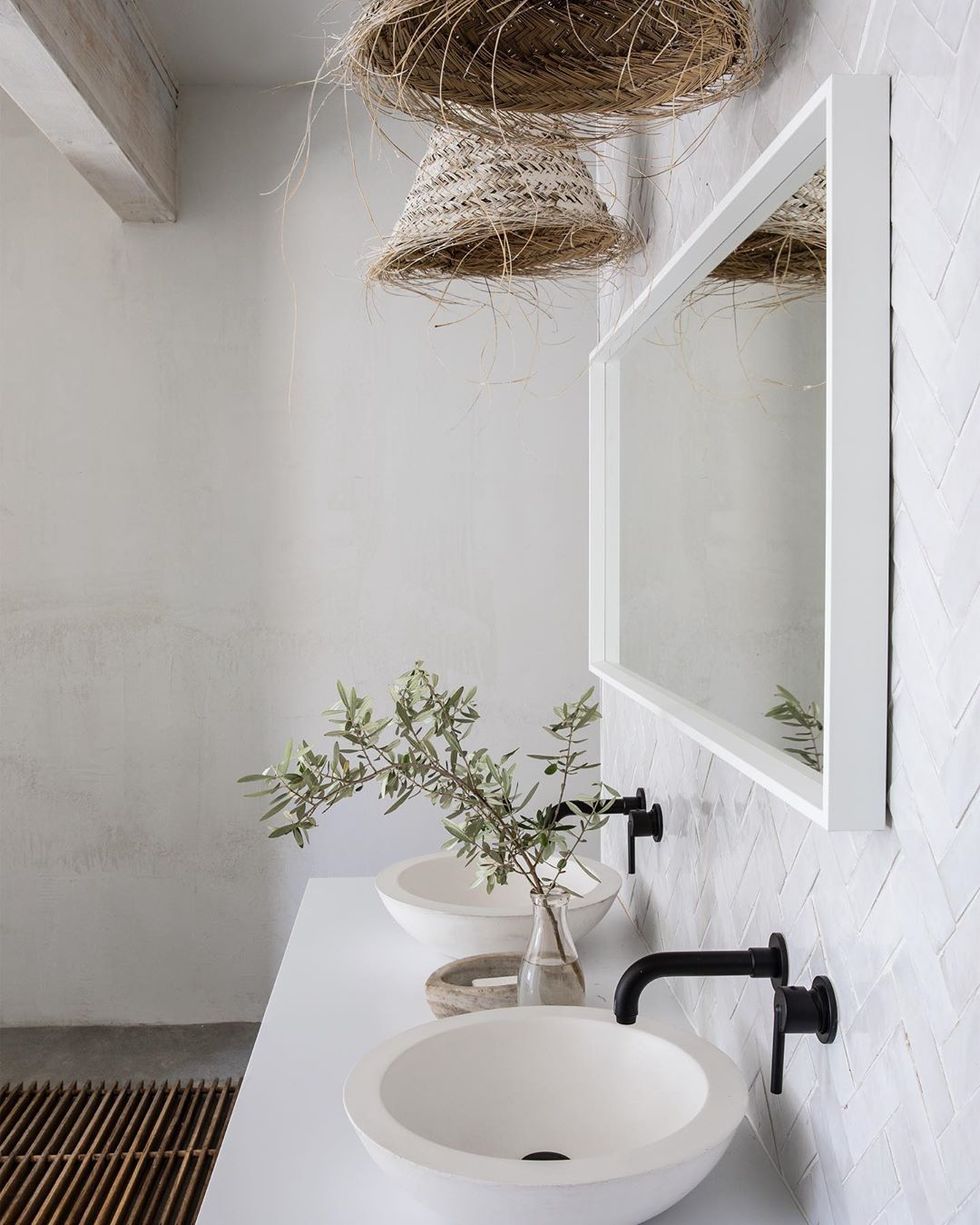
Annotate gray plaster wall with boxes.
[0,86,595,1025]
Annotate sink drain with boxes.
[521,1151,570,1161]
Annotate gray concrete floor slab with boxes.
[0,1023,259,1084]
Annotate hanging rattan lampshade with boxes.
[368,126,640,290]
[341,0,762,146]
[709,171,826,290]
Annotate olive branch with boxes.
[239,662,617,898]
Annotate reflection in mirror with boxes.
[618,171,827,769]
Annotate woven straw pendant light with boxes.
[369,126,640,291]
[709,171,826,290]
[341,0,762,146]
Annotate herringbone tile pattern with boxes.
[598,3,980,1221]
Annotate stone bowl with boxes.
[425,953,521,1018]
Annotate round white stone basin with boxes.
[375,851,621,958]
[344,1006,747,1225]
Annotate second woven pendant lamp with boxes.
[369,126,640,292]
[709,171,826,291]
[342,0,762,145]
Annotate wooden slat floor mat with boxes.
[0,1079,239,1225]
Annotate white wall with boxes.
[0,85,596,1025]
[600,3,980,1222]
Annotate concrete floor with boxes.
[0,1023,259,1084]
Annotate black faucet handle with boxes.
[627,789,663,874]
[770,976,838,1095]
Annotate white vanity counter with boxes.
[197,877,802,1225]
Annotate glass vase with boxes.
[518,888,585,1007]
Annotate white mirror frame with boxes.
[590,75,890,832]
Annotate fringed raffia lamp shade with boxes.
[709,171,827,289]
[341,0,763,145]
[368,127,640,290]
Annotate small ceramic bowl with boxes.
[376,851,621,958]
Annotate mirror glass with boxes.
[617,170,827,764]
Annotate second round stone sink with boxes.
[375,851,622,958]
[343,1005,748,1225]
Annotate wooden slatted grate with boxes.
[0,1080,239,1225]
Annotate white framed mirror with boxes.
[590,75,890,831]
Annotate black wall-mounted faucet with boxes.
[613,934,840,1096]
[554,787,663,873]
[614,934,789,1025]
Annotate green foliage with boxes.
[765,685,823,772]
[239,662,616,896]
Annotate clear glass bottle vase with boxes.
[518,887,586,1007]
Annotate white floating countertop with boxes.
[198,877,802,1225]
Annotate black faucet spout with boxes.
[614,935,788,1024]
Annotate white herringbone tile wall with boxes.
[597,3,980,1222]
